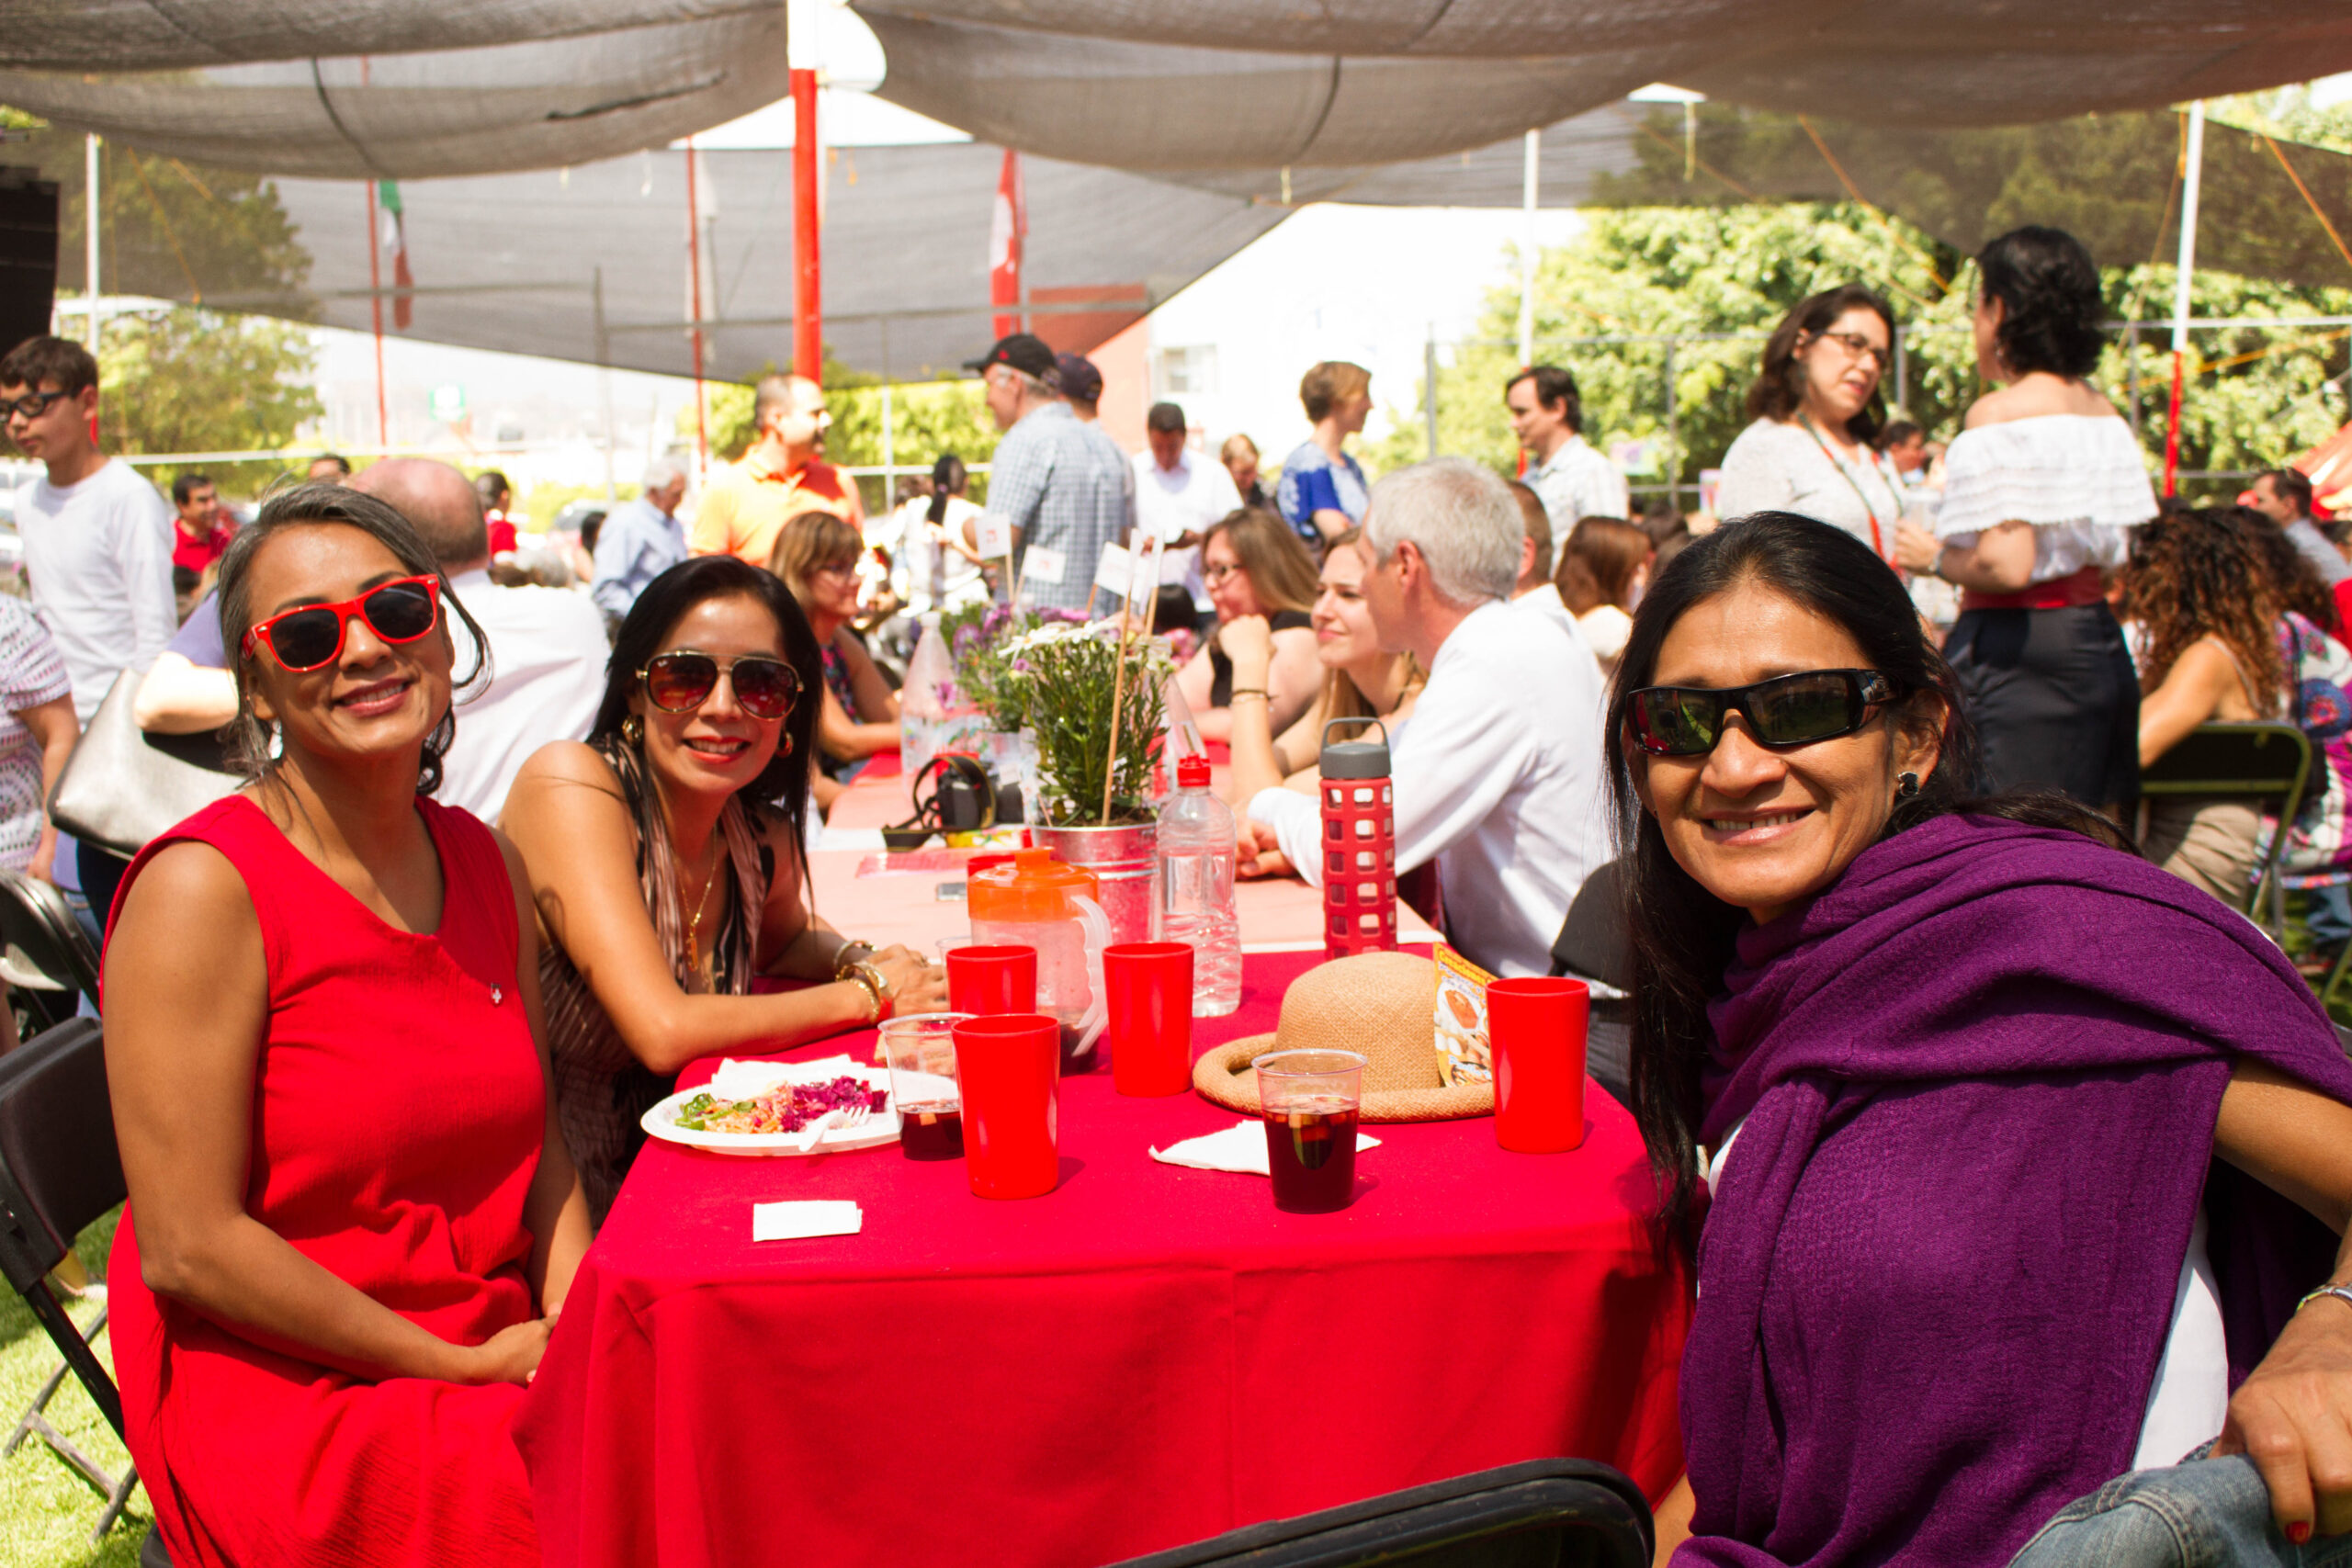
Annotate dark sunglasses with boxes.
[639,650,801,720]
[242,576,442,672]
[1627,669,1901,757]
[0,389,73,422]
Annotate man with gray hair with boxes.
[592,456,691,622]
[1239,457,1610,975]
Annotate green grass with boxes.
[0,1210,150,1568]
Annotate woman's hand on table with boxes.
[1219,615,1275,686]
[1234,819,1294,881]
[874,944,949,1014]
[460,1314,557,1385]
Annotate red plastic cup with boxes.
[951,1013,1060,1199]
[1487,976,1589,1154]
[1104,942,1194,1097]
[944,943,1037,1017]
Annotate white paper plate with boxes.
[641,1058,899,1157]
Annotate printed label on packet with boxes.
[1433,943,1496,1086]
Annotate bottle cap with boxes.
[1176,753,1211,790]
[967,847,1100,922]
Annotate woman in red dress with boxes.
[100,482,593,1566]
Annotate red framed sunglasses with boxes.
[242,576,442,672]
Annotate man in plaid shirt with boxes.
[963,333,1130,613]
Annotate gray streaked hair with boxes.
[1363,457,1525,606]
[642,456,688,491]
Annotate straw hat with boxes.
[1193,951,1494,1122]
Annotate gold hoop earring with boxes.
[622,715,644,747]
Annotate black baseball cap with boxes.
[964,333,1058,383]
[1056,353,1103,403]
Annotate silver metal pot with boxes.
[1031,820,1159,948]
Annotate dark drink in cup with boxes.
[1262,1098,1358,1213]
[898,1104,964,1160]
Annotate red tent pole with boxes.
[792,67,821,380]
[365,179,387,450]
[684,137,709,479]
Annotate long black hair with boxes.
[594,555,823,852]
[216,481,492,796]
[926,454,967,527]
[1605,513,2123,1248]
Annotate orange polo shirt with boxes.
[689,446,864,568]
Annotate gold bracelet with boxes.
[1229,687,1269,702]
[841,971,881,1024]
[837,958,895,1022]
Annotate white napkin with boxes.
[1149,1118,1380,1177]
[752,1200,864,1242]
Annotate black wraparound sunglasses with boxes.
[1626,669,1901,757]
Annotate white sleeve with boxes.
[1206,463,1243,517]
[1385,679,1526,875]
[1248,786,1326,887]
[122,483,180,673]
[1713,430,1793,522]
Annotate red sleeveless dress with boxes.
[105,795,547,1567]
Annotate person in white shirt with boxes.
[590,457,690,622]
[1133,401,1242,616]
[1506,478,1582,644]
[354,459,607,822]
[891,455,989,617]
[1506,366,1629,569]
[3,333,179,913]
[1238,457,1611,976]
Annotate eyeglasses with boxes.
[1204,562,1245,584]
[1626,669,1901,757]
[813,560,859,581]
[1808,331,1891,367]
[0,389,72,422]
[639,650,801,719]
[242,576,441,671]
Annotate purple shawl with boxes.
[1676,813,2352,1568]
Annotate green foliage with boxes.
[2,111,312,309]
[98,306,324,496]
[996,621,1171,826]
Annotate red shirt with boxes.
[486,513,520,556]
[172,517,232,575]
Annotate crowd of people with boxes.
[4,214,2352,1568]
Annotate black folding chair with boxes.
[1105,1459,1653,1568]
[0,868,103,1035]
[0,1017,143,1540]
[2139,721,2311,939]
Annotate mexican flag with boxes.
[377,179,414,331]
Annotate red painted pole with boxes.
[365,180,387,449]
[2162,350,2185,499]
[792,67,821,381]
[684,138,709,479]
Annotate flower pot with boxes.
[1032,820,1159,948]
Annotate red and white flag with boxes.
[989,149,1024,339]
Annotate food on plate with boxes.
[673,1075,883,1135]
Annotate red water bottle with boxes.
[1319,718,1396,958]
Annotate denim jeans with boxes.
[2008,1452,2352,1568]
[2310,884,2352,949]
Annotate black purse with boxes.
[46,670,242,858]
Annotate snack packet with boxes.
[1433,943,1495,1086]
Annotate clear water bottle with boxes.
[1154,753,1242,1017]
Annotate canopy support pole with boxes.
[2164,101,2205,499]
[364,178,387,449]
[83,135,100,354]
[1665,338,1680,513]
[880,315,894,483]
[1516,128,1539,368]
[685,138,709,480]
[594,266,616,503]
[793,67,821,380]
[1425,324,1439,459]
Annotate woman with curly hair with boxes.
[2129,506,2290,908]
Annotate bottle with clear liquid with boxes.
[1154,753,1242,1016]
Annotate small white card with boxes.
[1023,544,1068,584]
[752,1200,864,1242]
[1149,1119,1380,1176]
[1093,540,1136,595]
[972,511,1012,558]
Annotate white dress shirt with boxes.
[1133,448,1243,609]
[1248,599,1611,976]
[13,458,177,721]
[1527,434,1631,570]
[440,569,610,822]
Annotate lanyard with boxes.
[1802,417,1902,561]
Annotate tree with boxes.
[98,306,324,495]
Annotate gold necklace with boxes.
[678,842,722,979]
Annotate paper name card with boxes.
[1094,540,1137,595]
[1150,1119,1380,1177]
[972,511,1012,558]
[752,1200,864,1242]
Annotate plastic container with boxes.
[967,849,1109,1072]
[1153,753,1242,1018]
[1319,718,1397,959]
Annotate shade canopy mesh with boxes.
[2,1,2348,181]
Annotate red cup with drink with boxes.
[951,1013,1060,1199]
[879,1012,971,1161]
[1487,976,1589,1154]
[1104,942,1193,1097]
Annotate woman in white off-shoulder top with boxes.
[1893,226,2156,810]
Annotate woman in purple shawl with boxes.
[1607,513,2352,1565]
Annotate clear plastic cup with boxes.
[879,1012,972,1161]
[1253,1048,1368,1213]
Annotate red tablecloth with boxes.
[514,950,1691,1568]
